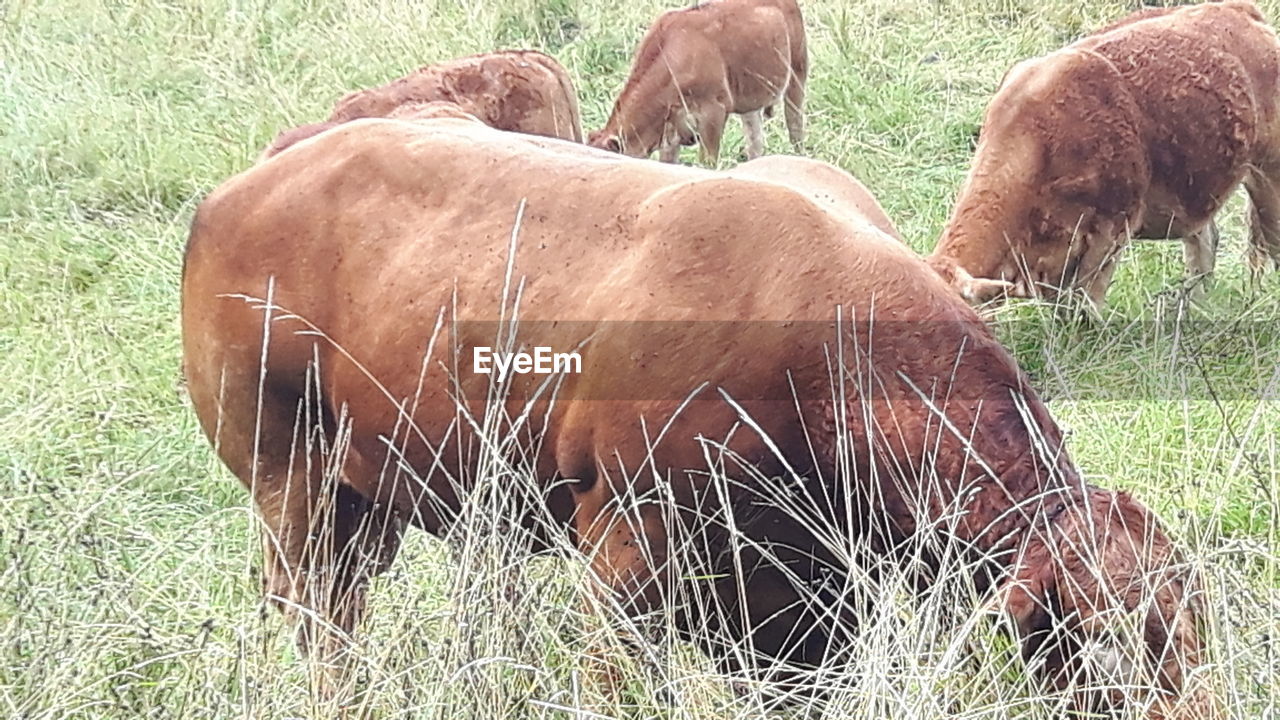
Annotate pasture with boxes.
[2,0,1278,717]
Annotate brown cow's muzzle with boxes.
[926,255,1018,305]
[577,499,671,616]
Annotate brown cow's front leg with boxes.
[696,103,729,168]
[658,140,681,164]
[1072,230,1125,312]
[657,119,688,163]
[1081,257,1120,314]
[741,109,766,160]
[577,501,670,620]
[1002,490,1218,720]
[572,485,671,701]
[1180,220,1219,289]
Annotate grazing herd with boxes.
[181,1,1280,717]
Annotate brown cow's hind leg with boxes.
[256,456,404,661]
[203,373,404,663]
[1245,167,1280,274]
[784,71,806,152]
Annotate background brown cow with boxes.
[929,1,1280,308]
[260,49,582,160]
[258,101,481,161]
[588,0,807,164]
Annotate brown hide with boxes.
[931,0,1280,306]
[257,101,480,161]
[728,155,903,241]
[260,49,582,160]
[183,119,1208,714]
[588,0,807,164]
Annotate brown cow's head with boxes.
[589,90,677,159]
[998,490,1218,720]
[932,48,1148,310]
[588,126,655,159]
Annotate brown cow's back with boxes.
[729,155,902,240]
[1080,1,1277,223]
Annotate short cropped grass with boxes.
[2,0,1278,717]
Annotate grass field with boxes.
[2,0,1279,717]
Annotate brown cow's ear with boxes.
[993,565,1055,642]
[588,132,623,153]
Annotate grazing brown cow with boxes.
[588,0,807,164]
[183,119,1212,718]
[259,49,581,160]
[929,0,1280,308]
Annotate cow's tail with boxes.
[531,52,584,143]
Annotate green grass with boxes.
[2,0,1278,717]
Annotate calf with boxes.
[260,49,581,160]
[930,1,1280,307]
[588,0,806,164]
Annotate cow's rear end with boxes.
[182,143,408,658]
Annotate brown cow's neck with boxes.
[605,69,677,156]
[828,328,1081,558]
[932,184,1026,283]
[932,130,1045,285]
